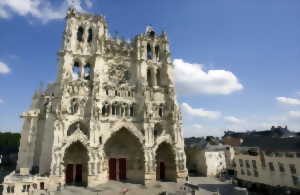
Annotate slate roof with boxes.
[240,136,300,152]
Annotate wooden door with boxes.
[119,158,127,180]
[75,164,83,184]
[66,164,74,184]
[109,158,117,180]
[160,161,165,180]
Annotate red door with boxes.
[119,158,127,180]
[66,164,74,184]
[160,162,165,180]
[109,158,117,180]
[75,164,83,184]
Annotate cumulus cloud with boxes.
[173,59,243,95]
[224,116,244,124]
[288,111,300,118]
[0,0,92,23]
[0,61,11,74]
[181,102,221,120]
[276,97,300,106]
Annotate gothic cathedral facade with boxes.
[3,8,187,193]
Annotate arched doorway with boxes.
[156,142,176,181]
[64,141,89,186]
[104,128,144,183]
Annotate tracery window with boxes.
[87,28,93,42]
[147,69,152,86]
[156,68,161,86]
[147,43,153,59]
[77,26,84,42]
[84,63,91,80]
[72,61,80,80]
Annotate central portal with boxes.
[105,128,144,183]
[108,158,127,180]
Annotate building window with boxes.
[72,61,80,80]
[83,63,91,80]
[147,43,153,59]
[99,136,102,145]
[232,159,236,168]
[278,162,285,172]
[239,159,244,167]
[156,68,161,86]
[87,28,93,42]
[246,160,250,168]
[22,185,26,192]
[254,170,259,177]
[77,26,84,42]
[292,176,299,186]
[252,160,257,169]
[6,186,10,193]
[290,164,297,174]
[241,169,245,175]
[155,45,160,61]
[247,169,251,176]
[147,69,152,86]
[286,153,294,158]
[269,162,275,171]
[40,182,44,190]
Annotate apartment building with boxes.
[233,136,300,194]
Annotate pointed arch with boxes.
[77,26,84,42]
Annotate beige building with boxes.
[2,8,188,195]
[233,136,300,194]
[185,138,233,177]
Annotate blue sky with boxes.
[0,0,300,137]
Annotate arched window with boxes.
[159,104,164,118]
[156,69,161,86]
[70,98,79,114]
[106,89,109,96]
[115,90,118,96]
[87,28,93,43]
[147,43,153,59]
[147,69,152,87]
[102,104,106,116]
[84,63,91,80]
[154,123,163,137]
[77,26,84,42]
[155,45,160,60]
[72,61,80,80]
[112,103,116,115]
[99,136,102,144]
[130,104,134,117]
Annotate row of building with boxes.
[185,126,300,195]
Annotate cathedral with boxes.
[2,8,187,193]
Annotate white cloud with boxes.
[174,59,243,95]
[0,0,92,23]
[181,102,221,120]
[276,97,300,106]
[0,99,4,104]
[192,124,204,129]
[288,111,300,118]
[0,61,11,74]
[224,116,244,124]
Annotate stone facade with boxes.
[2,8,187,194]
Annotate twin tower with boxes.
[4,8,187,192]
